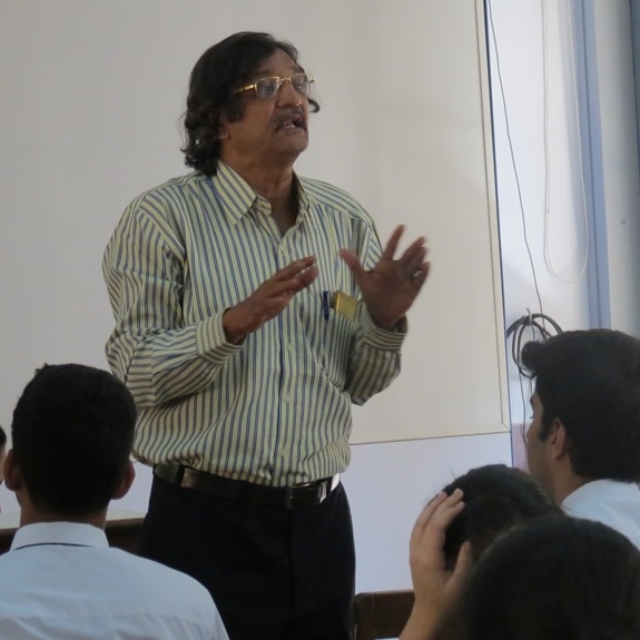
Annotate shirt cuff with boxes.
[196,311,243,364]
[358,304,408,349]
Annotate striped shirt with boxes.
[103,162,405,485]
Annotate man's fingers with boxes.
[266,275,315,298]
[272,256,317,282]
[402,245,428,275]
[296,264,319,289]
[380,225,405,261]
[259,257,318,296]
[398,237,427,269]
[411,261,431,288]
[339,249,366,283]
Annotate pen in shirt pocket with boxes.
[322,291,330,320]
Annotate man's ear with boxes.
[217,116,230,141]
[3,449,23,492]
[111,460,135,500]
[548,420,570,460]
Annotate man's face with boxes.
[525,392,553,493]
[219,49,310,166]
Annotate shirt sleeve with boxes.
[342,213,406,405]
[102,202,241,409]
[347,304,406,405]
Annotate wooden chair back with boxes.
[352,589,415,640]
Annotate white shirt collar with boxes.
[11,521,109,551]
[562,478,640,510]
[561,479,640,550]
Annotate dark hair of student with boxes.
[521,329,640,481]
[11,363,136,517]
[441,464,561,569]
[181,31,321,177]
[460,516,640,640]
[0,424,6,450]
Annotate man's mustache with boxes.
[273,107,306,129]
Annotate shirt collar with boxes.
[563,479,640,509]
[11,521,109,551]
[209,162,310,224]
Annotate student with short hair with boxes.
[400,465,560,639]
[439,463,560,568]
[522,329,640,548]
[402,491,640,640]
[461,516,640,640]
[0,363,228,639]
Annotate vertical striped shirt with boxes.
[103,162,405,485]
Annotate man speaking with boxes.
[103,31,429,640]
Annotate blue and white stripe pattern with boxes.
[103,162,405,485]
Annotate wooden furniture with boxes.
[0,511,145,555]
[99,515,145,553]
[353,590,415,640]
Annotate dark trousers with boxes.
[139,475,355,640]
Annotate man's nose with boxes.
[276,78,303,106]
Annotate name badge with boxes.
[331,291,357,322]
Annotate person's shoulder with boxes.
[564,479,636,507]
[299,176,371,218]
[107,550,225,632]
[113,549,210,595]
[114,172,214,241]
[126,171,207,212]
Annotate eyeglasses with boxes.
[235,73,315,100]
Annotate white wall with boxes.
[0,0,637,596]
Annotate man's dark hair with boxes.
[182,31,320,177]
[11,363,136,517]
[521,329,640,481]
[0,424,6,450]
[461,517,640,640]
[441,464,560,568]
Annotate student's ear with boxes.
[112,460,135,500]
[549,420,570,460]
[3,449,23,492]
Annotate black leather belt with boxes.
[153,463,340,511]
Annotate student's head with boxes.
[460,517,640,640]
[522,329,640,492]
[441,464,560,568]
[182,31,320,177]
[7,364,136,518]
